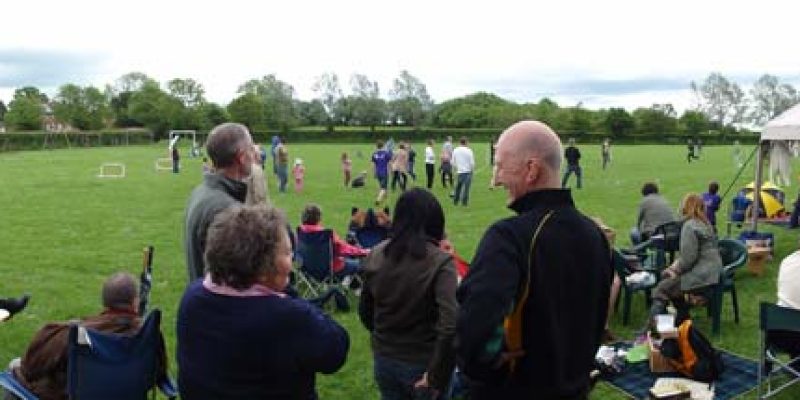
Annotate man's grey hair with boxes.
[515,132,562,172]
[102,272,138,310]
[206,123,252,168]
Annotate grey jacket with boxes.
[184,173,247,282]
[637,194,676,236]
[675,218,723,291]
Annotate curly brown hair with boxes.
[204,204,287,290]
[680,193,709,224]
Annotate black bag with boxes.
[660,320,724,382]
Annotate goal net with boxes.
[98,163,126,178]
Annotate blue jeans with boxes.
[561,164,582,189]
[335,258,361,278]
[454,173,472,206]
[374,355,450,400]
[276,164,288,192]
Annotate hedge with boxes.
[0,128,760,153]
[0,130,155,152]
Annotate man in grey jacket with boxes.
[631,182,676,244]
[184,123,255,282]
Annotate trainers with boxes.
[341,276,353,287]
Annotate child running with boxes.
[293,158,305,193]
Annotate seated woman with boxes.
[646,193,723,326]
[299,204,368,279]
[177,204,349,399]
[358,188,458,399]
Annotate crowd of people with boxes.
[4,120,800,400]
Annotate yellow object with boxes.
[744,191,784,217]
[503,210,554,373]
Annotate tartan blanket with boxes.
[603,349,758,400]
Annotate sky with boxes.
[2,0,799,112]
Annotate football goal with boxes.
[155,158,173,171]
[97,163,126,178]
[168,130,201,157]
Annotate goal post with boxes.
[168,130,201,157]
[98,163,126,178]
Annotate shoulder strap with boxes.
[503,209,555,373]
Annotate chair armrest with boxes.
[0,371,39,400]
[157,375,178,399]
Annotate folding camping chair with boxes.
[0,309,176,400]
[295,228,336,298]
[757,302,800,399]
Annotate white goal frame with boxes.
[169,130,201,157]
[155,158,173,171]
[98,163,126,178]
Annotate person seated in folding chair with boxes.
[348,207,392,249]
[643,194,722,331]
[8,273,166,400]
[299,204,368,283]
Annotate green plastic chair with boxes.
[612,249,656,326]
[706,238,748,335]
[757,302,800,399]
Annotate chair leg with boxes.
[623,289,632,326]
[731,286,740,324]
[711,291,722,336]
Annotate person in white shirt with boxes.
[451,137,475,206]
[425,139,436,189]
[771,247,800,370]
[442,136,453,160]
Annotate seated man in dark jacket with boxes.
[11,273,164,400]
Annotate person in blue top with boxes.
[177,204,349,399]
[702,181,721,233]
[372,140,392,205]
[270,135,280,175]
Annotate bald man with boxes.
[456,121,612,399]
[185,123,256,282]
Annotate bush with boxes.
[0,130,155,152]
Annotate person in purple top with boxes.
[372,140,392,205]
[702,181,721,233]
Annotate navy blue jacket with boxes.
[177,281,349,399]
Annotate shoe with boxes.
[0,294,30,317]
[341,276,353,287]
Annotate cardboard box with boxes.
[648,334,676,373]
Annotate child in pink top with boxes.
[342,152,352,188]
[293,158,305,193]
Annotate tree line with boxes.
[0,71,796,138]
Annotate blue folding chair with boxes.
[354,226,389,249]
[67,308,175,400]
[1,310,175,400]
[295,228,336,298]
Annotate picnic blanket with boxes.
[604,349,758,400]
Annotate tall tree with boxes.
[603,108,635,137]
[679,110,709,135]
[349,73,385,130]
[690,72,747,125]
[237,74,298,130]
[748,74,799,125]
[52,84,110,130]
[633,104,678,135]
[167,78,206,108]
[296,99,329,126]
[388,70,433,127]
[128,81,183,137]
[13,86,49,104]
[312,72,342,125]
[0,100,7,121]
[227,93,266,130]
[5,90,44,131]
[113,72,157,93]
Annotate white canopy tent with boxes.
[752,103,800,230]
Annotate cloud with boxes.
[0,49,108,88]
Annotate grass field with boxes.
[1,141,798,399]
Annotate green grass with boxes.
[0,142,798,399]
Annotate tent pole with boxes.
[752,141,768,232]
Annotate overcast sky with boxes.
[2,0,799,112]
